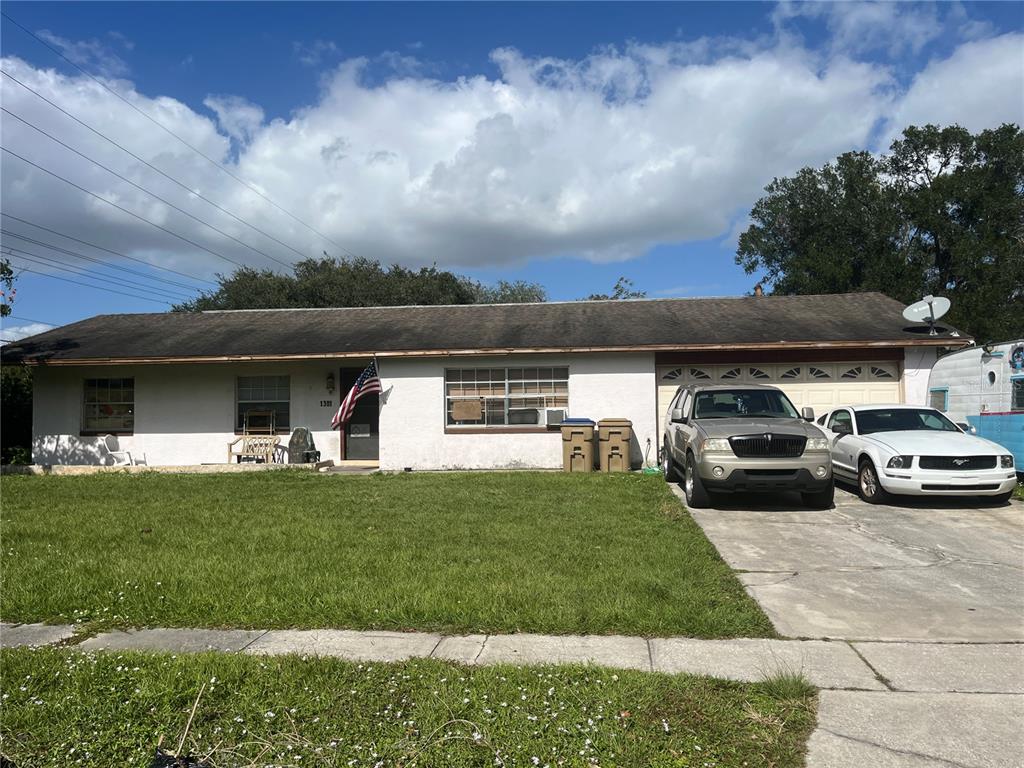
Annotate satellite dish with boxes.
[902,295,950,336]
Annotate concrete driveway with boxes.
[673,483,1024,767]
[687,485,1024,642]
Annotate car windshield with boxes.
[856,408,961,435]
[693,389,800,419]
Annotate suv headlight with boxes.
[1001,455,1015,469]
[701,438,732,452]
[887,455,913,469]
[806,437,829,451]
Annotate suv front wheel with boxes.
[684,453,711,508]
[662,442,681,482]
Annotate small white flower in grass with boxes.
[662,719,670,733]
[531,758,540,766]
[265,711,276,719]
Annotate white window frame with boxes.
[236,375,290,432]
[82,377,135,435]
[445,366,569,428]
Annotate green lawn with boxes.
[0,648,816,767]
[0,471,772,638]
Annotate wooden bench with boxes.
[227,434,280,464]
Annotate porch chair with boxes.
[101,434,145,466]
[227,409,281,464]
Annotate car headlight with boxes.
[1002,455,1015,469]
[806,437,829,451]
[701,438,732,452]
[887,455,913,469]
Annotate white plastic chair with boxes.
[101,434,145,466]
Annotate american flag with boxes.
[332,361,382,429]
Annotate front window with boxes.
[856,408,960,435]
[446,367,568,427]
[82,378,134,433]
[237,375,290,431]
[693,389,800,419]
[1012,378,1024,412]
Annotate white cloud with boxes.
[0,26,1019,283]
[882,33,1024,145]
[36,29,130,78]
[203,94,265,144]
[773,1,944,57]
[0,321,54,343]
[294,39,339,67]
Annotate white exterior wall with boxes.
[901,346,939,405]
[378,352,657,471]
[32,361,343,466]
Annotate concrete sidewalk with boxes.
[4,622,1022,765]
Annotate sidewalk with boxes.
[4,622,1023,766]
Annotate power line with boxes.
[1,313,55,326]
[0,68,313,262]
[2,105,293,269]
[1,11,358,259]
[1,228,202,295]
[2,259,172,305]
[3,247,190,302]
[1,146,249,269]
[0,212,216,287]
[2,245,193,301]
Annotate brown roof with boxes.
[1,292,965,365]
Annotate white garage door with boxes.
[656,361,901,436]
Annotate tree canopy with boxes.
[1,257,14,317]
[173,257,547,311]
[586,277,647,301]
[736,123,1024,342]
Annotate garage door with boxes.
[656,361,901,436]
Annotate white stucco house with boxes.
[2,292,966,470]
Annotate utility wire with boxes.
[0,212,216,287]
[1,11,357,259]
[2,105,293,269]
[1,313,55,326]
[2,244,193,301]
[3,247,190,302]
[0,227,203,293]
[0,68,313,262]
[1,146,248,269]
[2,259,172,305]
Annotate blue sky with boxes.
[1,1,1022,339]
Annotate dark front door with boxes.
[339,366,380,460]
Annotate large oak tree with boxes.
[736,124,1023,342]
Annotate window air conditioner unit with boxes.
[545,409,565,425]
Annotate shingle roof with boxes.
[1,292,964,364]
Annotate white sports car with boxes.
[817,404,1017,504]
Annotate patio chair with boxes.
[227,409,281,463]
[101,434,145,466]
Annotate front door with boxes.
[339,366,380,460]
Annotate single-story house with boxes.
[1,292,967,470]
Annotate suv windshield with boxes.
[693,389,800,419]
[857,408,961,435]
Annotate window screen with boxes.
[237,375,290,431]
[82,378,134,433]
[445,367,568,427]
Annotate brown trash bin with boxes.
[597,418,632,472]
[560,419,596,472]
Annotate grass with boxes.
[1014,481,1023,501]
[0,648,816,767]
[0,471,773,637]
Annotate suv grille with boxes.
[919,455,996,471]
[728,433,806,458]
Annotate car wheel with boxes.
[684,453,711,508]
[857,459,890,504]
[662,443,681,482]
[802,483,834,509]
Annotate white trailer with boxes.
[927,340,1024,469]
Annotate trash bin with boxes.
[560,418,596,472]
[597,418,632,472]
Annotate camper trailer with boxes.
[927,340,1024,473]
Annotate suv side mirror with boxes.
[671,407,687,424]
[801,406,815,422]
[832,422,853,436]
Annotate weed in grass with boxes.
[0,648,817,768]
[757,670,816,702]
[1,472,773,638]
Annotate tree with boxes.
[1,363,32,464]
[736,123,1024,342]
[173,257,547,311]
[1,257,15,317]
[586,277,647,301]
